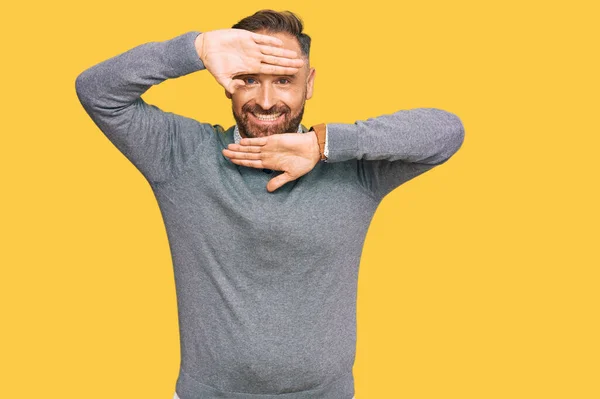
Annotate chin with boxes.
[246,122,288,137]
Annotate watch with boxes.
[309,123,327,162]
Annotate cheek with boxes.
[233,101,249,116]
[281,90,304,110]
[232,92,251,108]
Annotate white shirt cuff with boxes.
[324,125,329,161]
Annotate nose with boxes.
[255,82,278,111]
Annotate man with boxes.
[75,9,464,399]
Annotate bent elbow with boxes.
[437,110,465,162]
[75,72,91,106]
[421,109,465,165]
[446,111,465,158]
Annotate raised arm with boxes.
[75,29,304,184]
[75,31,212,184]
[325,108,465,199]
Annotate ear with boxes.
[225,89,232,100]
[306,67,316,100]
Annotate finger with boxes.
[258,44,301,60]
[227,143,262,152]
[227,78,246,95]
[224,78,238,95]
[228,157,264,168]
[222,149,262,160]
[260,53,305,68]
[267,173,293,193]
[240,137,268,146]
[251,32,284,47]
[259,64,301,76]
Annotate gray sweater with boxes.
[75,31,465,399]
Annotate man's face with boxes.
[226,30,316,139]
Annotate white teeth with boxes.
[252,112,282,121]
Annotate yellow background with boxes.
[1,0,598,398]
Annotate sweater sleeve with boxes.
[75,31,214,184]
[325,108,465,199]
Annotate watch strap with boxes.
[309,123,327,161]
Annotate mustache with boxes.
[242,104,289,115]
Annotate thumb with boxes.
[266,172,293,193]
[227,79,245,95]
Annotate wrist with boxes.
[309,124,327,162]
[309,131,321,164]
[194,33,205,63]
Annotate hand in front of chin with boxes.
[222,131,321,192]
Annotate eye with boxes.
[277,78,290,85]
[244,77,257,85]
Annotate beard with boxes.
[232,97,306,139]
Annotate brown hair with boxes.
[231,10,311,61]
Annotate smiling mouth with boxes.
[249,112,284,123]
